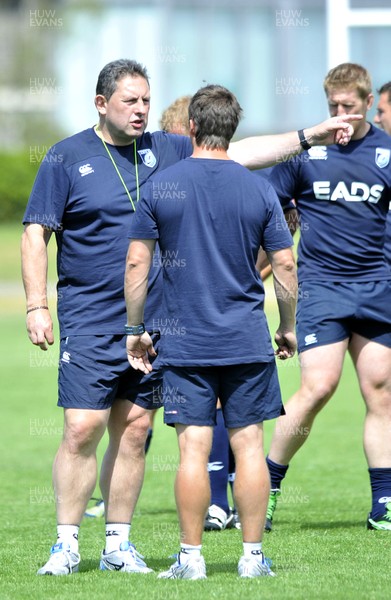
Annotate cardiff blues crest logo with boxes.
[375,148,390,169]
[137,148,157,168]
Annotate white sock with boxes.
[243,542,262,558]
[180,543,202,563]
[57,525,79,554]
[105,523,131,553]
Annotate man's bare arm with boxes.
[228,114,362,168]
[267,246,298,359]
[256,208,299,281]
[21,223,54,350]
[124,238,156,373]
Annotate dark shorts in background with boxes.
[58,334,162,410]
[297,280,391,353]
[162,361,284,428]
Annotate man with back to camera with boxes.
[21,57,360,575]
[262,63,391,533]
[162,93,239,532]
[124,83,297,579]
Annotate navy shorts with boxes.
[162,362,284,428]
[58,334,162,410]
[297,280,391,353]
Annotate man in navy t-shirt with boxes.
[263,63,391,532]
[22,59,191,576]
[21,58,361,576]
[124,84,298,579]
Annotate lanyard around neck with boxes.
[94,125,139,211]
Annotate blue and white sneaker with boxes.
[158,554,207,580]
[37,542,80,576]
[238,552,275,578]
[100,541,153,573]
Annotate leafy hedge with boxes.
[0,151,40,222]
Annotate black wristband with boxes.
[124,323,146,335]
[26,305,49,314]
[298,129,311,150]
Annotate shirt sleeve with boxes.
[22,145,70,231]
[265,160,300,211]
[164,133,193,160]
[128,180,159,240]
[261,181,294,251]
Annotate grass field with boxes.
[1,223,388,599]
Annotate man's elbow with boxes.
[125,253,151,282]
[125,257,144,277]
[271,248,296,272]
[281,255,296,273]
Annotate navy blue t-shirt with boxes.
[267,124,391,281]
[23,128,192,335]
[129,157,294,366]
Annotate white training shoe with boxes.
[238,552,275,578]
[100,541,153,573]
[204,504,234,531]
[37,542,80,576]
[158,555,207,580]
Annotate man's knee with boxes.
[127,411,150,443]
[296,378,338,414]
[176,424,213,462]
[229,423,263,459]
[364,387,391,417]
[63,409,108,454]
[112,405,151,451]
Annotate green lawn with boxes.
[0,223,387,600]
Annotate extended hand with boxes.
[309,114,362,147]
